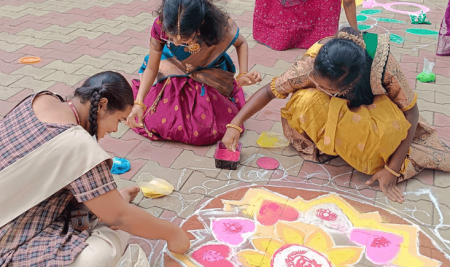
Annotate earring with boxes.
[188,33,201,54]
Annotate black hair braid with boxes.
[87,86,108,136]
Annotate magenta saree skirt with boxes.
[132,78,245,146]
[253,0,342,51]
[437,1,450,56]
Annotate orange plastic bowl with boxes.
[19,56,42,64]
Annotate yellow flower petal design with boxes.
[237,250,271,267]
[276,222,306,245]
[252,238,284,256]
[304,228,334,253]
[324,247,364,266]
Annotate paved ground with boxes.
[1,0,450,265]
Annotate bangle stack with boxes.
[226,124,243,134]
[384,165,401,177]
[134,100,147,111]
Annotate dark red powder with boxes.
[216,148,240,161]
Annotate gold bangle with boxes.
[384,165,401,177]
[236,72,248,80]
[226,124,243,134]
[134,100,147,111]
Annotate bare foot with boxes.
[119,186,140,203]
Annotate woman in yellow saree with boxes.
[222,27,450,204]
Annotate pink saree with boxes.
[437,0,450,56]
[253,0,342,51]
[132,18,245,146]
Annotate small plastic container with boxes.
[214,141,242,170]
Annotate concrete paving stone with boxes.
[420,111,434,124]
[434,170,450,187]
[119,158,146,181]
[416,89,435,102]
[435,92,450,104]
[66,21,102,31]
[298,161,353,187]
[16,28,52,39]
[10,76,56,92]
[244,118,274,134]
[68,28,103,39]
[270,121,283,135]
[42,59,84,74]
[110,122,129,139]
[41,70,86,86]
[0,98,16,116]
[417,99,450,117]
[92,17,124,27]
[72,65,105,76]
[161,142,212,157]
[41,32,78,43]
[239,130,260,148]
[126,45,148,55]
[71,52,108,69]
[11,65,55,80]
[93,24,128,35]
[434,113,450,127]
[99,134,140,158]
[0,72,24,86]
[7,88,34,102]
[250,64,286,76]
[0,32,27,43]
[100,50,138,63]
[0,85,25,100]
[179,171,237,196]
[0,40,25,52]
[170,150,219,178]
[15,36,53,47]
[138,191,204,218]
[273,59,294,70]
[102,60,139,74]
[128,141,182,167]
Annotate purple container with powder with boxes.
[214,141,242,170]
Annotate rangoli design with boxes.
[167,188,441,267]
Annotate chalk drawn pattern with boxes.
[164,188,441,266]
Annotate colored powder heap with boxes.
[216,148,240,161]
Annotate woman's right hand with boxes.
[222,128,241,152]
[126,105,144,129]
[167,228,190,254]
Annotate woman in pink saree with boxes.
[437,0,450,56]
[126,0,261,145]
[253,0,359,51]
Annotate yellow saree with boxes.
[281,88,410,175]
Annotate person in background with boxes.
[0,72,189,267]
[223,28,450,204]
[253,0,358,51]
[126,0,261,145]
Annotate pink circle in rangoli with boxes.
[257,157,279,170]
[191,244,234,267]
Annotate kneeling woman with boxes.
[222,28,450,203]
[0,72,189,267]
[126,0,260,146]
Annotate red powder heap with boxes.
[216,148,240,161]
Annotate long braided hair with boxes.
[314,27,374,107]
[74,71,134,136]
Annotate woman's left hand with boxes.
[366,168,404,203]
[238,71,262,86]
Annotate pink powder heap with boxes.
[216,148,240,161]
